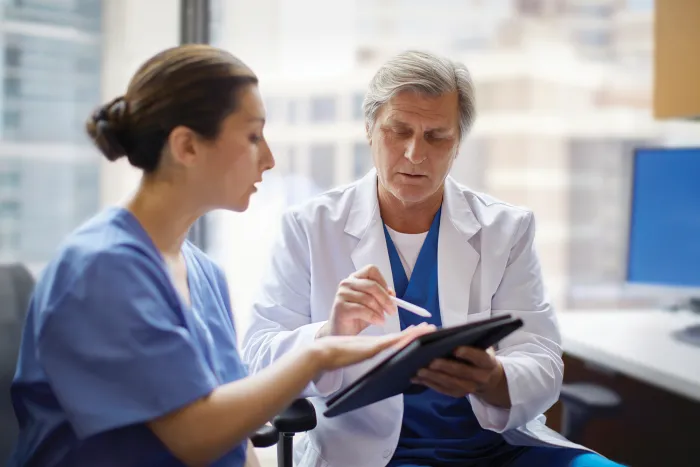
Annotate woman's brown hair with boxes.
[86,44,258,173]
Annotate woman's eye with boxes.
[249,135,262,144]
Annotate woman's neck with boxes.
[126,177,204,257]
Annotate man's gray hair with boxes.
[363,50,476,140]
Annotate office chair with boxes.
[251,383,621,466]
[0,263,35,464]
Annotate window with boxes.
[310,96,337,123]
[287,100,298,125]
[75,56,98,73]
[0,169,21,188]
[0,0,103,267]
[209,0,680,335]
[576,29,612,47]
[10,231,20,249]
[0,200,21,220]
[5,47,21,67]
[4,77,21,97]
[353,142,372,179]
[516,0,544,15]
[5,0,103,31]
[627,0,653,10]
[264,97,282,123]
[309,144,336,190]
[4,110,21,130]
[572,5,614,18]
[288,146,297,174]
[353,92,364,120]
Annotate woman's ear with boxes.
[167,126,199,168]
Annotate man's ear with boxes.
[452,142,461,160]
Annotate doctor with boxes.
[243,51,622,467]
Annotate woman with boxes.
[9,44,432,467]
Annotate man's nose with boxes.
[404,137,427,165]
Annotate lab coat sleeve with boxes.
[241,211,343,398]
[37,248,218,440]
[469,211,564,432]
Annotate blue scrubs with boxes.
[10,207,247,467]
[383,207,623,467]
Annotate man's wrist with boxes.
[477,360,511,408]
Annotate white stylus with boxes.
[390,296,432,318]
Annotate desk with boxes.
[557,309,700,403]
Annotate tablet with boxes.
[323,314,523,418]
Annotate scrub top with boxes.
[9,207,248,467]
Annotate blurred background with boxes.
[208,0,670,328]
[1,0,699,465]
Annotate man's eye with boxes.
[250,135,262,144]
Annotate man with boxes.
[242,51,621,467]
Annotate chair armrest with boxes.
[250,424,279,448]
[250,399,317,449]
[558,382,621,443]
[560,382,621,414]
[273,399,317,434]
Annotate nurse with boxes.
[9,44,432,467]
[242,50,625,467]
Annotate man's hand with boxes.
[316,265,398,338]
[411,346,512,408]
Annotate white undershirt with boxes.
[385,226,429,280]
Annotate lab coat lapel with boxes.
[438,177,481,328]
[345,170,400,334]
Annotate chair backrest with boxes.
[0,263,35,463]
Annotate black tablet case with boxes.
[323,314,523,418]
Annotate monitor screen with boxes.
[627,147,700,288]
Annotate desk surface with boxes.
[558,309,700,403]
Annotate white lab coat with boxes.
[242,170,587,467]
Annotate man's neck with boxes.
[378,182,443,234]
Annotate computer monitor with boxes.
[626,146,700,293]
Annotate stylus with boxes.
[390,296,432,318]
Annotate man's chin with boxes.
[390,186,435,205]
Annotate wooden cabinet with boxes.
[654,0,700,119]
[546,354,700,467]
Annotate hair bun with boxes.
[86,96,131,162]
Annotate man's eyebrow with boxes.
[247,116,266,123]
[383,118,410,127]
[426,127,454,135]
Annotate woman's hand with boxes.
[312,323,436,372]
[243,440,261,467]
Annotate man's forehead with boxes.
[380,90,459,125]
